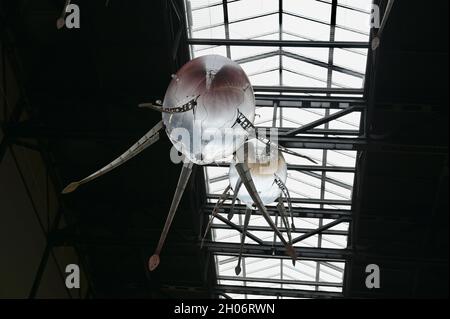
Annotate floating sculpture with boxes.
[62,55,315,272]
[201,139,297,274]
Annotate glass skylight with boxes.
[184,0,373,299]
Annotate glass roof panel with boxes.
[230,46,278,60]
[283,0,332,20]
[338,0,373,12]
[192,25,226,39]
[191,4,224,29]
[184,0,373,299]
[189,0,222,11]
[229,14,279,39]
[336,5,372,34]
[283,14,331,41]
[227,0,278,22]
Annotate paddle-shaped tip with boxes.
[291,223,296,231]
[148,254,160,272]
[286,244,297,263]
[227,213,234,221]
[235,265,241,275]
[62,182,80,194]
[56,18,65,29]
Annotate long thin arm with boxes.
[227,177,242,221]
[149,161,194,271]
[200,185,231,248]
[277,197,296,265]
[62,121,164,194]
[235,207,252,275]
[275,174,295,230]
[234,162,296,260]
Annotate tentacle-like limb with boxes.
[274,174,295,230]
[62,121,164,194]
[227,177,242,221]
[277,197,296,265]
[233,110,317,164]
[234,162,296,261]
[270,214,279,255]
[56,0,71,29]
[235,207,252,275]
[200,185,232,248]
[149,161,194,271]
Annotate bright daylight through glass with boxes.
[184,0,373,299]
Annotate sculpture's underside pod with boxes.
[234,161,297,264]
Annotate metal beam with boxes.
[29,209,64,298]
[203,203,352,219]
[207,194,352,206]
[207,162,355,173]
[161,283,343,299]
[187,38,370,48]
[190,0,241,12]
[277,135,365,150]
[300,170,353,191]
[0,100,26,163]
[215,284,343,299]
[228,126,361,136]
[288,164,355,173]
[213,213,265,245]
[5,125,369,150]
[204,242,351,261]
[235,50,279,65]
[254,85,364,95]
[256,95,366,108]
[211,223,348,236]
[285,106,363,136]
[292,218,351,244]
[217,275,343,288]
[282,49,365,79]
[222,0,231,58]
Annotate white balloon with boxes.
[229,139,287,208]
[163,55,255,165]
